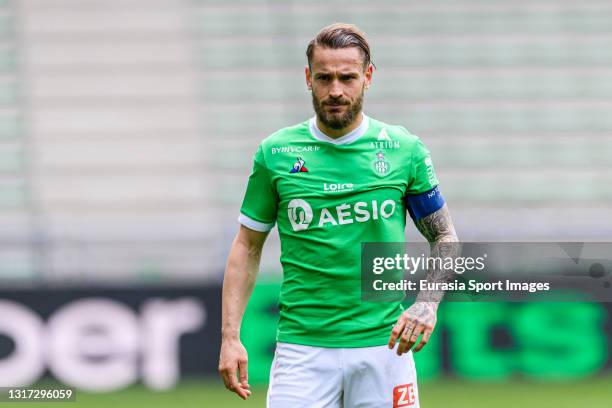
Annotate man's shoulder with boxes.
[367,116,423,147]
[260,119,311,147]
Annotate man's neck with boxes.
[316,112,364,139]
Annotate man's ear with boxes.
[364,63,373,89]
[305,65,312,90]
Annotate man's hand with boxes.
[388,301,438,355]
[219,338,251,400]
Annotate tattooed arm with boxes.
[388,203,459,355]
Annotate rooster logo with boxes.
[289,157,309,173]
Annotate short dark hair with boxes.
[306,23,374,70]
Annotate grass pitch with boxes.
[9,376,612,408]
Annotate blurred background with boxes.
[0,0,611,406]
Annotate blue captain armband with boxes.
[404,186,446,221]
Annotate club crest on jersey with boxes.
[372,151,390,177]
[289,157,309,173]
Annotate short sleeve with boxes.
[238,145,278,232]
[407,138,440,195]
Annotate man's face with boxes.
[306,46,373,130]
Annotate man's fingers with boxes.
[228,373,249,400]
[398,324,424,355]
[396,322,413,355]
[238,359,250,388]
[397,320,417,355]
[220,368,231,390]
[220,366,234,390]
[405,324,425,353]
[223,367,249,400]
[388,317,409,349]
[414,328,433,352]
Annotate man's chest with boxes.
[269,147,411,202]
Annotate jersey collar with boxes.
[308,113,369,145]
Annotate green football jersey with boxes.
[239,114,440,347]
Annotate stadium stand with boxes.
[0,0,610,284]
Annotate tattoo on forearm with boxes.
[414,204,457,244]
[414,204,459,302]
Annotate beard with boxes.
[312,88,364,130]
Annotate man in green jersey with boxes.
[219,23,458,407]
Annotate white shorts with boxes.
[267,342,419,408]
